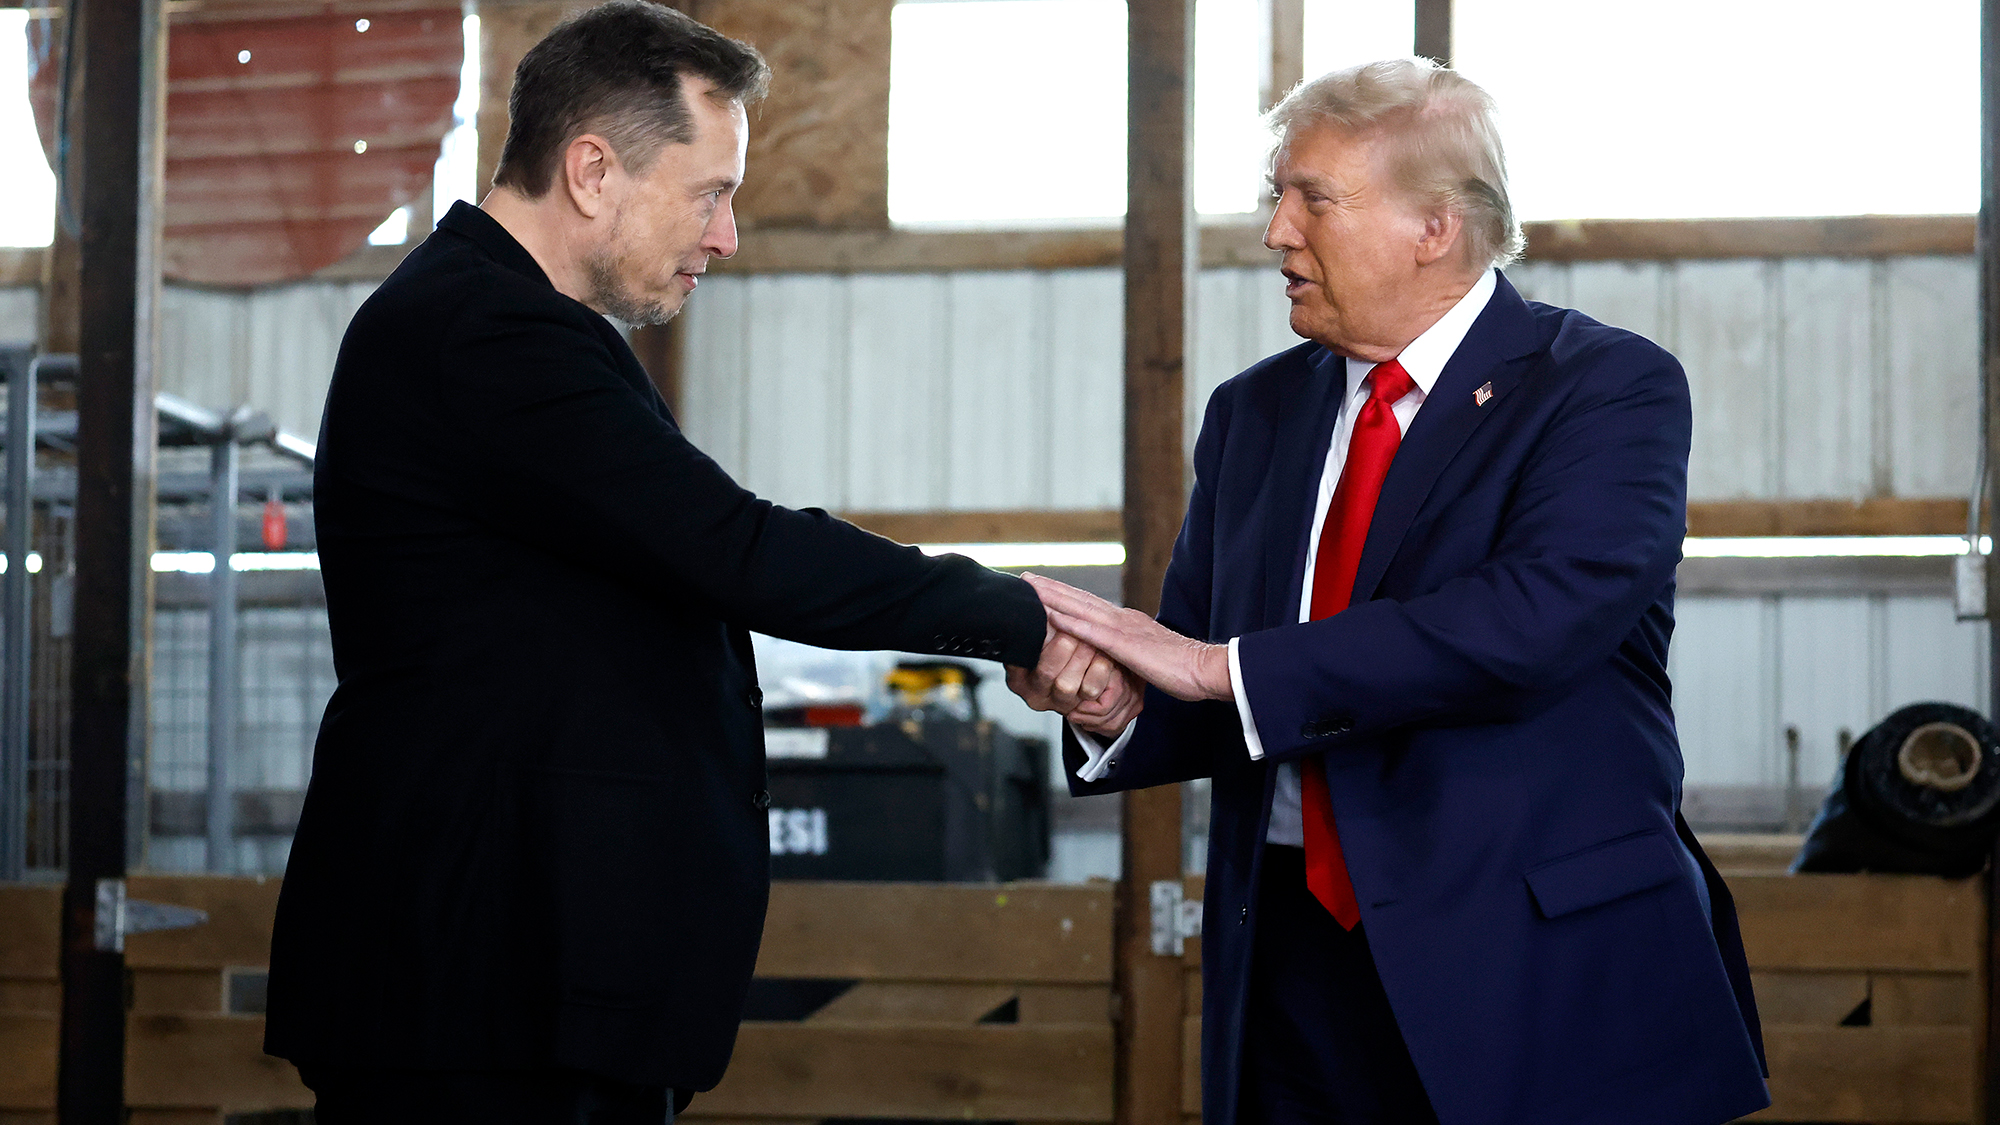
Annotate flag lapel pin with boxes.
[1474,382,1494,406]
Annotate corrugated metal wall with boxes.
[1,256,1991,806]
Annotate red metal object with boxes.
[261,496,287,549]
[28,1,463,286]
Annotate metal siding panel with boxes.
[1046,269,1123,509]
[1192,270,1250,458]
[1670,595,1779,787]
[1565,261,1667,343]
[1255,268,1300,360]
[1885,257,1978,497]
[946,271,1047,508]
[1882,595,1991,716]
[681,274,751,480]
[1675,260,1776,500]
[159,285,250,417]
[1775,596,1878,793]
[742,274,846,509]
[0,288,38,342]
[243,281,371,438]
[1776,260,1874,499]
[1500,261,1570,308]
[845,274,950,510]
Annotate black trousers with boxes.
[299,1066,675,1125]
[1241,846,1439,1125]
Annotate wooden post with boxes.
[631,321,686,415]
[1118,0,1192,1121]
[1981,0,2000,1118]
[57,0,163,1117]
[1414,0,1451,65]
[1259,0,1303,112]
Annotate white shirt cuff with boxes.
[1071,718,1138,782]
[1230,637,1267,760]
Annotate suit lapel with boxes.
[1262,346,1347,629]
[1348,273,1547,606]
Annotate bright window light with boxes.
[0,552,42,573]
[150,551,323,573]
[1301,0,1414,80]
[1453,0,1978,220]
[367,205,410,246]
[0,10,57,248]
[1684,537,1990,559]
[919,542,1126,568]
[431,13,482,220]
[888,0,1264,226]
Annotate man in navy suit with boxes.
[1016,59,1769,1125]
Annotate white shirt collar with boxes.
[1342,267,1499,397]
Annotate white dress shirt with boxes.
[1072,269,1499,846]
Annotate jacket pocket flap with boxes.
[1524,830,1681,919]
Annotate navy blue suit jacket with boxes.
[1068,274,1769,1125]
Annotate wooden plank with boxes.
[754,883,1113,983]
[1873,972,1977,1027]
[1687,497,1972,537]
[0,886,61,980]
[690,1022,1113,1121]
[0,1113,54,1125]
[476,0,591,194]
[0,251,40,289]
[1730,874,1984,973]
[808,982,1016,1024]
[1017,984,1113,1025]
[1412,0,1449,63]
[1529,215,1975,262]
[124,1013,311,1112]
[1747,970,1869,1025]
[0,1013,56,1110]
[1750,1025,1977,1122]
[1697,833,1803,875]
[127,1113,224,1125]
[839,509,1123,546]
[832,498,1978,546]
[130,970,223,1014]
[1180,1014,1200,1115]
[123,875,283,970]
[0,982,58,1013]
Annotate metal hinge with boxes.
[1148,880,1203,956]
[93,879,210,953]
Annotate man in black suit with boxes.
[264,5,1120,1120]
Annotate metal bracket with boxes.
[92,878,210,952]
[1148,880,1202,956]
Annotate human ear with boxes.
[1414,206,1465,267]
[564,135,616,219]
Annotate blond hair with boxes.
[1269,58,1524,268]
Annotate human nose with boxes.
[1264,195,1304,252]
[705,197,739,260]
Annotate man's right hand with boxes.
[1006,627,1145,738]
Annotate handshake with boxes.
[1003,573,1235,739]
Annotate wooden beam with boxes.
[475,0,589,196]
[1260,0,1302,111]
[2,214,1972,289]
[60,0,166,1115]
[1685,497,1974,537]
[1413,0,1450,65]
[831,499,1977,546]
[1731,873,1984,973]
[1983,0,2000,1115]
[1117,2,1192,1125]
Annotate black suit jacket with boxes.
[264,203,1046,1089]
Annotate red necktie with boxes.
[1301,358,1414,929]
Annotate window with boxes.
[0,10,57,248]
[887,0,1266,225]
[1453,0,1978,220]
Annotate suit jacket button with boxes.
[748,687,765,708]
[753,790,771,811]
[1301,723,1320,739]
[1332,714,1355,733]
[1239,906,1248,923]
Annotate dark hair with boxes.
[494,0,769,197]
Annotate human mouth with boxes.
[1282,269,1312,298]
[677,271,701,292]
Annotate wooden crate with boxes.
[1176,866,1987,1125]
[0,878,1115,1124]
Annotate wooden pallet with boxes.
[1177,869,1987,1125]
[0,879,1115,1125]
